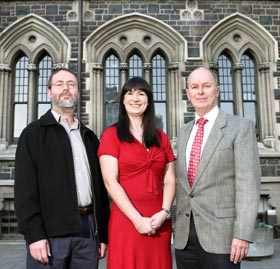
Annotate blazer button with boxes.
[185,213,190,217]
[189,194,194,198]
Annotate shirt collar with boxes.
[194,106,219,124]
[51,109,79,130]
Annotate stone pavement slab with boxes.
[0,240,279,269]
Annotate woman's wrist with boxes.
[131,212,142,225]
[161,208,171,219]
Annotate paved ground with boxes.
[0,240,279,269]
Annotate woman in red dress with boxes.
[98,77,175,269]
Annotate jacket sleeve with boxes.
[233,119,261,242]
[14,126,46,244]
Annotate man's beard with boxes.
[52,96,78,108]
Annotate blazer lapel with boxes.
[192,111,227,189]
[180,121,194,191]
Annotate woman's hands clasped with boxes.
[133,210,169,236]
[151,210,169,230]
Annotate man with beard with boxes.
[15,68,109,269]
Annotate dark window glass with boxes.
[37,55,53,118]
[13,56,29,139]
[104,54,120,127]
[218,54,234,115]
[152,54,167,131]
[128,54,143,78]
[241,53,257,124]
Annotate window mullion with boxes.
[232,63,244,116]
[27,63,37,123]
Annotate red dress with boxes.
[98,126,175,269]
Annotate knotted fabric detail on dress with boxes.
[120,149,163,195]
[146,153,160,195]
[187,118,208,187]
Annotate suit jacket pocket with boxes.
[215,207,236,218]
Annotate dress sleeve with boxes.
[160,130,176,162]
[98,126,120,158]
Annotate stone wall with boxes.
[0,0,280,237]
[0,0,279,123]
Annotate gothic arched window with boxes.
[13,55,29,139]
[217,53,234,115]
[241,52,257,124]
[128,53,143,78]
[37,54,53,118]
[152,53,167,131]
[104,53,120,127]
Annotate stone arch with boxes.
[201,12,278,148]
[31,45,56,65]
[213,44,239,64]
[0,14,71,147]
[6,45,31,66]
[84,12,187,64]
[125,44,146,63]
[83,13,187,137]
[148,43,173,64]
[98,43,124,63]
[0,13,71,66]
[102,48,121,64]
[201,12,278,63]
[238,43,264,65]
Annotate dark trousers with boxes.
[26,215,98,269]
[175,214,240,269]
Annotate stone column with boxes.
[27,64,37,123]
[232,63,243,116]
[168,62,180,140]
[259,63,275,145]
[0,65,11,148]
[0,65,5,140]
[90,63,103,135]
[144,63,151,83]
[120,63,128,88]
[208,62,218,82]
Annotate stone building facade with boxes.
[0,0,280,238]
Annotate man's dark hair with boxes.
[48,67,78,89]
[116,77,160,148]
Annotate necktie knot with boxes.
[196,118,208,127]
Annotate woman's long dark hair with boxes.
[116,77,160,148]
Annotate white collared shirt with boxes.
[186,106,219,170]
[51,110,92,207]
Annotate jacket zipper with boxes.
[81,129,99,241]
[91,187,99,239]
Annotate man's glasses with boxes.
[52,81,77,89]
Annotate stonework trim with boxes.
[83,12,187,137]
[83,12,188,62]
[199,12,278,149]
[0,14,71,148]
[198,12,279,61]
[0,13,71,64]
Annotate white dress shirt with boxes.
[51,110,92,207]
[186,106,219,170]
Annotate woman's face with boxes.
[123,89,148,117]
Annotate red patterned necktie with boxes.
[187,118,208,187]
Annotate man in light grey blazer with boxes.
[175,67,260,269]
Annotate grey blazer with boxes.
[175,111,261,254]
